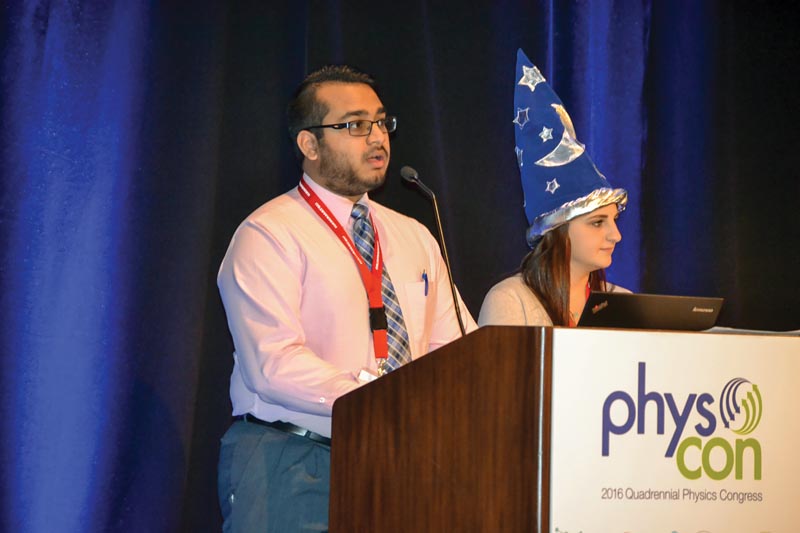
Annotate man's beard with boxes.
[318,142,387,197]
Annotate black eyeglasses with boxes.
[305,116,397,137]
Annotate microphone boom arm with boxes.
[400,166,467,337]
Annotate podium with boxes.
[329,326,800,533]
[330,326,551,532]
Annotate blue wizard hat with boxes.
[514,49,627,246]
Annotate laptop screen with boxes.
[577,291,724,331]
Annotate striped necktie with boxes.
[351,203,412,373]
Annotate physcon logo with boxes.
[602,363,763,480]
[720,378,762,435]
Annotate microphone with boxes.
[400,166,467,337]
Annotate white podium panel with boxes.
[549,328,800,533]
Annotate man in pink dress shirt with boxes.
[216,65,476,532]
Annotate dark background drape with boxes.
[1,1,797,531]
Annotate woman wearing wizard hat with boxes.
[479,50,629,327]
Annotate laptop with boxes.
[577,291,724,331]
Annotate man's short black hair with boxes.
[286,65,378,160]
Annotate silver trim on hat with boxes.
[526,188,628,247]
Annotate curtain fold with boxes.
[1,3,149,531]
[1,2,229,531]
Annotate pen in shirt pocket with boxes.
[422,269,428,296]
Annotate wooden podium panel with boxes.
[329,326,552,533]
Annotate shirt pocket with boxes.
[401,280,430,354]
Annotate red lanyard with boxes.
[297,177,389,360]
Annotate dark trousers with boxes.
[218,420,330,533]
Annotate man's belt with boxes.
[235,413,331,446]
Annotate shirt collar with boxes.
[302,173,370,229]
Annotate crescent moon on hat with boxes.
[535,104,585,167]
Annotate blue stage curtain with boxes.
[1,2,797,532]
[543,0,649,292]
[0,2,231,531]
[1,3,155,531]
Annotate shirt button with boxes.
[319,397,326,403]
